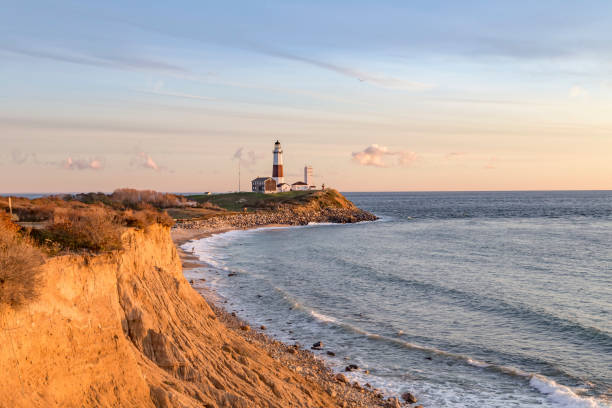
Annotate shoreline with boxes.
[172,222,416,408]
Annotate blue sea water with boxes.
[183,191,612,407]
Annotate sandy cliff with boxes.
[0,225,341,407]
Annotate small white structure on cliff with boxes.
[277,183,291,192]
[291,181,309,191]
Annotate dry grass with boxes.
[0,213,44,308]
[0,191,176,254]
[32,207,123,253]
[121,208,175,229]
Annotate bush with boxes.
[33,207,123,253]
[111,188,188,209]
[0,214,44,308]
[121,208,174,229]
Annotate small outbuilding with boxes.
[291,181,309,191]
[252,177,277,193]
[277,183,291,192]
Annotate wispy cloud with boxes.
[445,152,468,160]
[141,89,216,101]
[11,150,37,165]
[352,144,418,167]
[1,44,188,74]
[484,156,498,170]
[10,149,104,170]
[232,147,261,168]
[569,85,588,99]
[251,45,432,90]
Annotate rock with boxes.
[401,392,417,404]
[345,364,359,372]
[240,325,250,331]
[228,272,237,277]
[287,348,297,355]
[326,351,336,356]
[311,341,323,350]
[386,397,401,408]
[231,312,236,317]
[260,325,266,330]
[335,373,348,384]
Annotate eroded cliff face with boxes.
[0,225,337,408]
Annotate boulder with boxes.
[335,373,348,384]
[401,392,417,403]
[386,397,401,408]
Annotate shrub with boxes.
[121,208,174,229]
[111,188,188,209]
[33,207,123,253]
[0,214,44,308]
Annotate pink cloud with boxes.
[62,156,104,170]
[352,144,418,168]
[138,152,160,171]
[484,156,498,170]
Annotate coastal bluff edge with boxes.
[0,196,419,407]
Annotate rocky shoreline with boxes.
[175,206,378,231]
[172,209,424,408]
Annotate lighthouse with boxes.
[272,140,284,184]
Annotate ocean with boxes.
[183,191,612,407]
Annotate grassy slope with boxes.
[186,189,353,212]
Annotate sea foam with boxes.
[529,375,610,408]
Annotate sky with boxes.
[1,0,611,193]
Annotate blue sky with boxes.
[1,0,611,192]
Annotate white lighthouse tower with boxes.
[272,140,284,184]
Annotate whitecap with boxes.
[529,375,610,408]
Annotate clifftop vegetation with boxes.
[0,189,362,255]
[187,189,355,212]
[0,190,176,255]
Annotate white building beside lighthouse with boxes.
[304,165,314,188]
[272,140,284,185]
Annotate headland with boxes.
[0,189,422,408]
